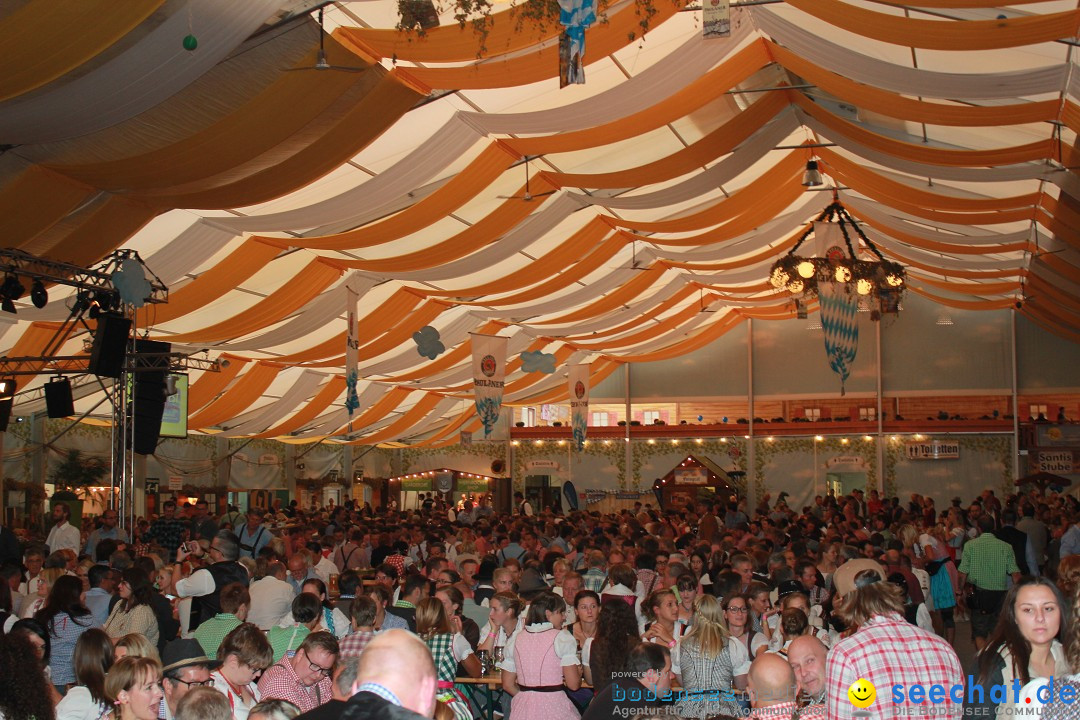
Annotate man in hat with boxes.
[160,639,223,720]
[824,558,963,720]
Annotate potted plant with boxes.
[49,449,109,530]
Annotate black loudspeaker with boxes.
[0,377,15,431]
[132,340,170,455]
[44,378,74,418]
[88,314,131,378]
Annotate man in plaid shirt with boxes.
[825,559,964,720]
[582,550,607,593]
[257,631,338,713]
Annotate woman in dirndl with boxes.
[500,591,582,720]
[416,598,481,720]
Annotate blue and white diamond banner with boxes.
[813,223,858,395]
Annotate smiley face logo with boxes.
[848,679,876,708]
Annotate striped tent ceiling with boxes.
[0,0,1077,446]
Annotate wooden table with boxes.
[455,671,505,720]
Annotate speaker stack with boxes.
[131,339,170,455]
[88,313,132,379]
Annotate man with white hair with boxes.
[338,630,438,720]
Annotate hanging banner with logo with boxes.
[814,223,858,395]
[703,0,730,38]
[344,282,360,418]
[568,363,589,450]
[471,333,508,436]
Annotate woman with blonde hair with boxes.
[115,633,159,662]
[415,598,480,720]
[676,594,740,719]
[105,656,164,720]
[21,567,65,618]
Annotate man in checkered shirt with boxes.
[825,559,964,720]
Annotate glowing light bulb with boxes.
[788,279,805,294]
[797,261,816,279]
[886,273,903,287]
[835,266,852,283]
[771,268,790,288]
[857,278,873,295]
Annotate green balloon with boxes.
[182,34,198,51]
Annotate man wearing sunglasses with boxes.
[258,631,339,713]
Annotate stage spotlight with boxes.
[30,279,47,308]
[1,275,24,301]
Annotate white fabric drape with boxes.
[222,371,328,436]
[751,6,1069,100]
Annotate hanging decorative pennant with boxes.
[521,350,557,374]
[344,282,360,416]
[703,0,731,38]
[568,363,590,450]
[559,0,595,86]
[471,333,508,436]
[413,326,445,359]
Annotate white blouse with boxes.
[56,686,108,720]
[210,670,262,720]
[497,623,579,673]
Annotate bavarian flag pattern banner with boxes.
[568,363,590,450]
[812,223,859,395]
[471,333,508,436]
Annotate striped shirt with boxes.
[958,532,1019,591]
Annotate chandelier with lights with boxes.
[769,196,906,316]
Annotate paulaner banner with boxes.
[471,333,508,436]
[568,363,590,450]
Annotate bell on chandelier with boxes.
[802,160,823,187]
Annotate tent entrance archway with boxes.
[524,475,562,513]
[826,472,866,497]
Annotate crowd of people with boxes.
[0,485,1079,720]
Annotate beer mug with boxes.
[329,573,339,594]
[477,650,490,674]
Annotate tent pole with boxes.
[1011,310,1020,484]
[624,364,632,489]
[747,319,756,511]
